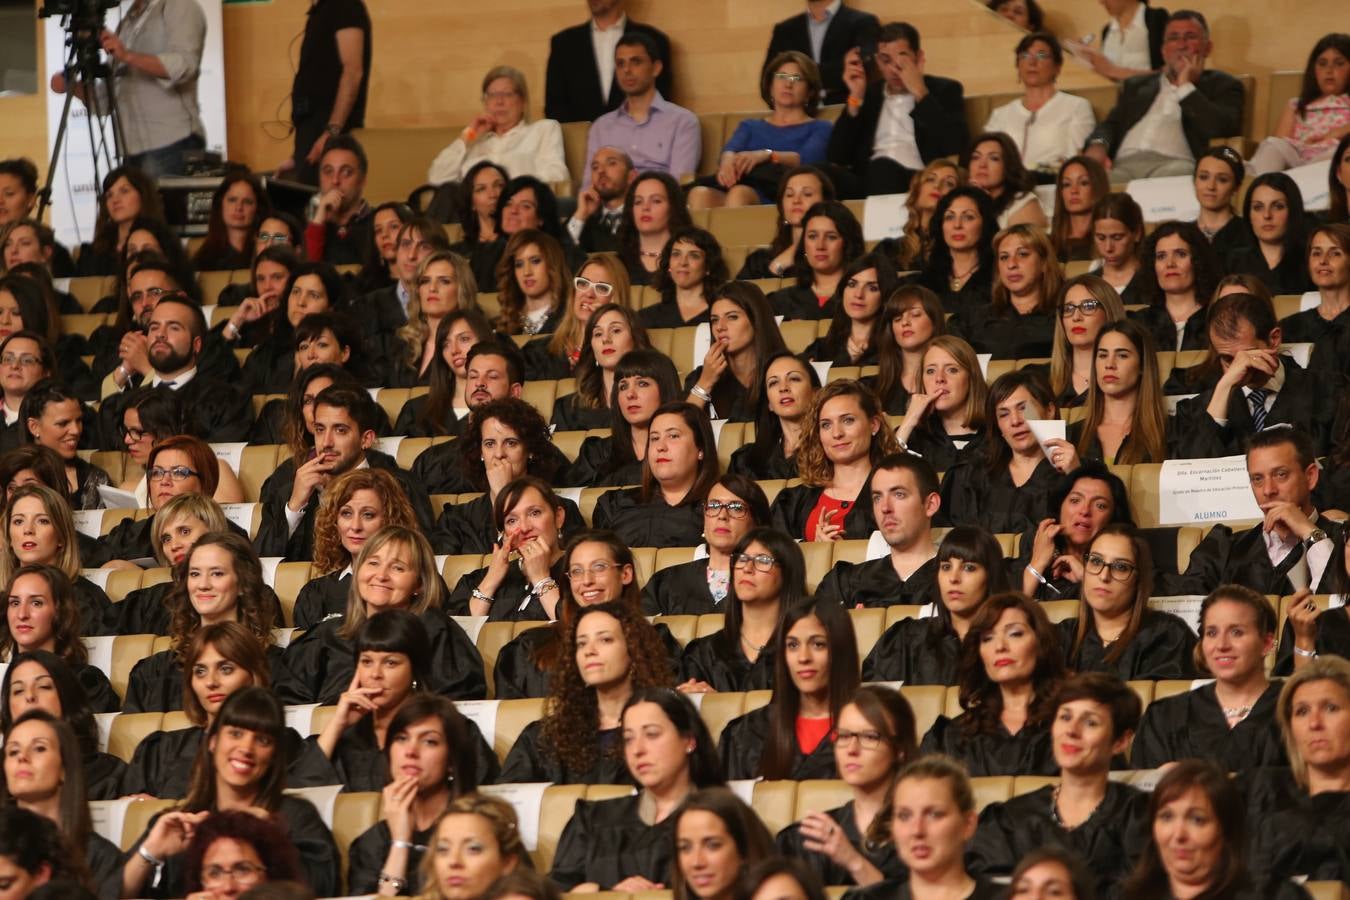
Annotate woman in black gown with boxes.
[1,483,112,634]
[868,284,948,416]
[641,474,770,616]
[1225,172,1314,296]
[951,224,1061,361]
[417,794,526,900]
[118,687,341,899]
[1191,147,1251,264]
[727,352,819,481]
[678,527,805,694]
[862,526,1010,686]
[499,600,674,784]
[1131,584,1286,772]
[767,201,863,321]
[672,788,776,900]
[684,282,788,424]
[1128,221,1219,353]
[776,686,916,888]
[392,309,495,437]
[346,694,490,895]
[1,650,124,799]
[639,227,728,329]
[920,592,1064,776]
[551,302,651,430]
[720,596,859,781]
[550,688,724,891]
[1016,461,1134,601]
[916,186,997,316]
[969,672,1150,897]
[802,252,898,365]
[891,335,990,473]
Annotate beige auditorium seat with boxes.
[793,779,853,821]
[442,553,489,588]
[653,615,698,648]
[237,445,281,502]
[109,635,158,701]
[801,541,833,593]
[654,546,697,574]
[531,783,589,871]
[848,608,887,662]
[272,562,313,627]
[119,796,176,849]
[65,275,113,311]
[749,779,799,836]
[630,547,657,585]
[900,685,946,737]
[883,604,927,629]
[971,776,1015,812]
[475,621,517,698]
[107,711,163,762]
[697,691,748,745]
[493,698,547,764]
[1040,600,1082,624]
[100,567,145,603]
[333,791,382,885]
[694,613,724,639]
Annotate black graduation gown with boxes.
[446,558,568,621]
[499,720,632,785]
[1273,606,1350,675]
[915,266,993,319]
[862,616,961,686]
[103,581,172,635]
[904,425,986,475]
[118,725,339,798]
[123,644,308,712]
[679,631,775,693]
[719,705,837,781]
[1056,610,1198,681]
[637,300,710,329]
[410,437,571,495]
[283,608,485,703]
[936,457,1059,534]
[950,305,1055,360]
[392,394,463,438]
[1130,681,1286,771]
[1204,215,1252,263]
[319,713,499,793]
[843,877,1002,900]
[551,394,613,431]
[95,375,254,450]
[72,662,119,713]
[770,483,876,542]
[640,558,720,616]
[72,456,113,511]
[776,800,906,887]
[1239,767,1350,886]
[431,493,585,555]
[1226,245,1314,296]
[559,436,642,488]
[551,794,678,891]
[736,248,792,281]
[768,284,829,321]
[347,820,434,896]
[1159,514,1345,597]
[73,576,113,636]
[815,556,938,610]
[919,714,1057,777]
[88,831,121,897]
[592,488,704,549]
[1128,303,1209,353]
[84,748,127,800]
[683,367,760,422]
[1316,459,1350,512]
[803,334,879,368]
[520,336,575,382]
[1280,305,1350,376]
[492,622,682,701]
[727,437,799,481]
[125,795,340,898]
[967,782,1150,899]
[94,514,253,567]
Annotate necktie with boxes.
[1248,388,1269,432]
[601,210,621,234]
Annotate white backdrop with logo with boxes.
[42,0,227,248]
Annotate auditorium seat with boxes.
[531,783,589,871]
[698,691,749,744]
[107,711,163,762]
[781,320,818,354]
[119,796,176,849]
[107,634,157,701]
[493,697,547,763]
[848,607,887,661]
[332,790,383,885]
[971,776,1015,811]
[141,566,173,591]
[1273,294,1305,320]
[560,121,591,190]
[1152,680,1199,704]
[694,612,723,639]
[161,710,191,731]
[630,546,657,584]
[830,539,870,566]
[273,562,313,626]
[654,546,698,573]
[62,313,110,339]
[371,388,412,426]
[755,479,793,504]
[1306,881,1350,900]
[793,779,854,822]
[441,552,489,588]
[943,685,963,719]
[652,614,698,648]
[715,422,747,470]
[706,205,778,247]
[98,566,145,603]
[252,393,284,418]
[197,269,249,301]
[479,292,501,319]
[552,429,593,462]
[63,275,112,311]
[578,485,626,525]
[521,380,558,419]
[472,622,516,698]
[237,445,283,502]
[1040,600,1082,624]
[801,541,833,592]
[749,779,798,836]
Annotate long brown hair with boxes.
[549,253,632,359]
[794,380,899,486]
[873,284,948,407]
[572,303,650,410]
[0,564,86,666]
[916,336,989,433]
[671,788,775,900]
[893,160,964,270]
[639,401,721,505]
[955,592,1065,736]
[0,710,95,866]
[495,230,571,334]
[1048,274,1126,399]
[182,686,288,813]
[1069,524,1154,668]
[180,622,272,727]
[1051,156,1109,257]
[168,532,274,662]
[1075,319,1167,464]
[399,250,478,367]
[530,529,643,674]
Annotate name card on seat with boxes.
[1147,595,1208,634]
[284,703,322,735]
[1158,456,1263,526]
[862,193,909,242]
[450,615,488,644]
[453,699,500,751]
[480,782,550,851]
[1126,175,1200,222]
[89,798,138,846]
[1288,159,1331,211]
[210,442,247,475]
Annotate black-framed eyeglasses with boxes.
[831,728,884,749]
[567,561,620,581]
[201,862,265,886]
[1017,50,1053,62]
[574,276,615,297]
[1060,299,1103,318]
[1085,553,1137,579]
[731,552,778,573]
[699,499,749,519]
[148,465,200,482]
[0,353,42,368]
[118,424,149,442]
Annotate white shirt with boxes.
[871,89,924,171]
[1102,2,1152,72]
[591,13,627,101]
[427,118,571,186]
[1,401,18,426]
[806,0,842,62]
[1117,74,1197,162]
[984,90,1097,171]
[151,366,197,389]
[1263,510,1332,591]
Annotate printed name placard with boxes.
[480,783,551,851]
[1147,595,1208,634]
[1126,175,1200,222]
[1157,456,1262,526]
[1288,159,1331,211]
[862,193,910,242]
[210,442,247,475]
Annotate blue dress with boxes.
[722,117,833,200]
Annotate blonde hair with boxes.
[1277,655,1350,789]
[918,336,989,431]
[416,794,524,900]
[339,526,443,640]
[399,250,478,368]
[0,484,81,584]
[151,494,229,566]
[990,225,1063,316]
[547,253,632,359]
[1048,274,1126,398]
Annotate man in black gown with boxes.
[815,453,940,608]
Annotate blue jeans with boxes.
[125,132,205,178]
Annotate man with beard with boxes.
[304,134,373,266]
[544,0,673,125]
[99,295,255,447]
[565,146,637,254]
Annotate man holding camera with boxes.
[51,0,207,177]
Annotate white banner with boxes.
[43,0,227,248]
[1157,456,1263,526]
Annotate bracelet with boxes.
[223,321,239,340]
[1025,564,1048,586]
[390,839,416,850]
[531,577,558,596]
[846,95,862,108]
[470,588,494,606]
[138,845,165,867]
[116,363,131,382]
[464,127,478,142]
[1293,645,1318,658]
[378,873,408,892]
[689,384,713,403]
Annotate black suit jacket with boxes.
[764,5,881,105]
[544,19,673,123]
[826,76,969,176]
[1087,69,1244,161]
[1100,5,1170,71]
[1161,514,1344,597]
[97,374,255,450]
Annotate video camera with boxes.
[38,0,122,46]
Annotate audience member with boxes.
[1050,155,1109,262]
[768,201,865,320]
[1226,172,1315,295]
[1046,274,1128,408]
[875,159,962,272]
[554,297,647,428]
[671,788,775,900]
[394,250,478,385]
[918,186,997,313]
[417,795,525,900]
[890,334,988,465]
[617,172,693,287]
[1130,219,1219,352]
[954,224,1061,359]
[20,381,107,509]
[1066,319,1169,464]
[1191,146,1251,261]
[544,0,673,124]
[988,0,1044,31]
[685,283,787,422]
[392,310,495,437]
[728,352,820,480]
[961,132,1047,229]
[305,135,373,266]
[642,228,726,329]
[763,1,881,105]
[1089,193,1146,303]
[450,161,507,257]
[1250,33,1350,174]
[74,166,163,277]
[522,254,629,381]
[737,165,835,280]
[283,0,370,185]
[985,33,1097,176]
[193,169,270,271]
[1280,223,1350,375]
[567,147,636,254]
[1015,462,1133,600]
[804,252,898,364]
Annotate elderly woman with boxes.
[984,33,1096,176]
[427,66,569,187]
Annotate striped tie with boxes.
[1248,388,1269,432]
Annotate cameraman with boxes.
[50,0,207,178]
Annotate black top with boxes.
[728,436,799,481]
[862,616,961,686]
[292,0,372,128]
[593,487,704,548]
[348,820,433,896]
[768,284,831,321]
[770,483,875,542]
[118,724,338,798]
[95,375,254,450]
[1226,244,1315,296]
[446,558,569,622]
[968,782,1150,899]
[904,424,985,475]
[764,6,881,105]
[1280,305,1350,375]
[521,336,575,382]
[736,248,793,281]
[493,623,682,700]
[84,748,127,801]
[951,305,1056,360]
[1130,681,1286,771]
[776,800,905,887]
[550,793,676,890]
[1160,514,1344,597]
[1128,303,1209,352]
[681,368,757,421]
[543,19,673,123]
[560,435,643,488]
[499,719,632,785]
[1204,214,1253,262]
[432,492,585,555]
[319,713,499,793]
[640,557,720,616]
[103,580,284,635]
[679,631,775,693]
[411,436,571,494]
[843,877,1002,900]
[815,556,939,610]
[72,662,119,713]
[392,394,463,438]
[71,576,113,636]
[1239,767,1350,886]
[1273,606,1350,676]
[1056,610,1198,681]
[551,394,613,431]
[124,644,307,712]
[291,569,349,631]
[937,457,1059,534]
[826,77,970,177]
[919,714,1057,777]
[637,300,709,329]
[719,705,837,781]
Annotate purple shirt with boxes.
[583,92,702,189]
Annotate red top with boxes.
[796,715,832,756]
[804,492,852,541]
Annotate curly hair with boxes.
[955,592,1065,737]
[1138,220,1220,309]
[151,494,229,566]
[167,532,275,663]
[794,380,900,486]
[399,250,478,368]
[0,446,68,501]
[312,468,417,575]
[540,601,675,774]
[458,398,561,488]
[530,529,644,675]
[888,160,964,271]
[652,227,730,306]
[0,564,86,666]
[0,483,82,583]
[0,807,90,888]
[181,621,272,727]
[183,810,302,894]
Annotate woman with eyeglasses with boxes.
[920,593,1064,777]
[863,527,1010,686]
[768,201,866,320]
[1044,274,1126,410]
[115,390,245,506]
[641,227,729,329]
[19,380,106,510]
[552,302,651,431]
[501,601,675,784]
[641,474,770,616]
[685,282,788,423]
[968,672,1148,896]
[0,273,95,403]
[562,349,681,488]
[1016,462,1134,601]
[551,688,725,891]
[678,527,806,694]
[720,596,859,780]
[521,253,631,382]
[181,810,302,900]
[494,530,681,700]
[802,253,899,366]
[984,34,1096,176]
[729,352,820,481]
[672,788,776,900]
[0,332,54,453]
[1,650,125,799]
[1130,221,1220,353]
[776,686,917,888]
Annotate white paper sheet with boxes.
[709,419,728,448]
[210,442,247,477]
[451,616,488,644]
[220,502,258,535]
[453,700,501,752]
[480,783,551,851]
[83,636,116,679]
[977,353,992,378]
[272,628,297,649]
[284,703,322,735]
[1287,159,1331,211]
[285,784,343,829]
[80,568,114,590]
[1300,291,1321,312]
[728,778,759,807]
[375,436,404,460]
[554,487,583,506]
[98,484,140,509]
[89,798,137,846]
[865,530,888,560]
[1284,343,1313,368]
[1026,419,1067,462]
[862,193,910,242]
[1147,595,1208,634]
[692,323,713,372]
[1125,175,1200,222]
[863,680,905,690]
[1165,393,1197,415]
[259,557,283,587]
[810,361,833,384]
[73,509,102,539]
[94,711,118,753]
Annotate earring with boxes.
[411,680,419,691]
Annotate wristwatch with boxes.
[324,123,342,138]
[1304,528,1329,548]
